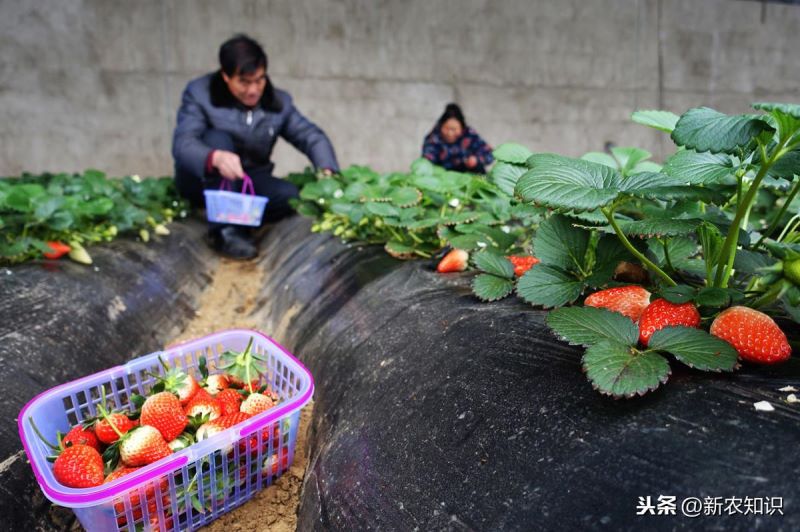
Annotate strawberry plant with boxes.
[288,159,541,263]
[500,101,800,397]
[0,170,186,265]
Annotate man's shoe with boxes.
[207,226,258,260]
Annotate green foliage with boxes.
[0,171,186,264]
[631,110,680,133]
[293,159,537,260]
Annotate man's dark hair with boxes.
[219,34,267,77]
[436,103,467,130]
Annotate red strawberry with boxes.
[204,374,230,395]
[638,299,700,346]
[105,466,169,521]
[227,375,262,393]
[43,241,71,260]
[120,425,173,467]
[140,392,188,442]
[95,413,135,444]
[62,425,100,451]
[506,255,539,277]
[240,392,275,416]
[584,285,651,322]
[710,306,792,364]
[263,447,290,477]
[53,444,104,488]
[195,412,252,441]
[436,249,469,273]
[153,360,201,405]
[216,388,244,415]
[184,394,222,421]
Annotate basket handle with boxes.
[217,174,255,195]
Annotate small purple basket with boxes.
[18,329,313,532]
[204,175,268,227]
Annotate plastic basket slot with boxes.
[107,377,123,411]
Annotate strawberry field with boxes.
[3,101,800,531]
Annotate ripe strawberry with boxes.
[204,374,230,395]
[710,306,792,364]
[227,375,262,393]
[584,285,651,322]
[263,447,290,477]
[436,249,469,273]
[216,388,244,415]
[240,392,275,416]
[152,359,201,405]
[120,425,173,467]
[184,394,222,421]
[638,298,701,346]
[506,255,539,277]
[105,466,170,526]
[53,444,104,488]
[95,413,135,444]
[62,425,100,451]
[195,412,252,441]
[140,392,188,442]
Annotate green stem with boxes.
[714,146,777,288]
[28,417,60,451]
[757,179,800,247]
[602,208,677,286]
[777,214,800,243]
[750,280,789,309]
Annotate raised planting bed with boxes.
[0,219,216,530]
[251,215,800,531]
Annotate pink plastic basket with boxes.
[204,175,268,226]
[18,329,313,532]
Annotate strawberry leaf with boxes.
[365,202,400,217]
[671,107,774,154]
[385,240,415,259]
[694,287,732,307]
[610,147,652,175]
[580,152,618,169]
[473,252,514,279]
[410,157,435,176]
[631,109,680,133]
[516,154,621,211]
[659,284,696,304]
[517,265,584,308]
[547,307,638,347]
[618,218,702,238]
[472,274,515,302]
[489,162,527,196]
[533,214,590,273]
[753,102,800,142]
[389,187,422,207]
[662,150,734,184]
[582,341,671,398]
[585,234,635,287]
[648,327,739,372]
[493,143,534,165]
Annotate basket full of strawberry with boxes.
[18,329,313,532]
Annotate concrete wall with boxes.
[1,0,799,177]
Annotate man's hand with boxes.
[211,150,245,180]
[465,155,478,169]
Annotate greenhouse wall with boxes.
[1,0,799,176]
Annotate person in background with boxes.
[173,34,339,260]
[421,103,493,174]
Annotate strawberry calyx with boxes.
[217,337,266,394]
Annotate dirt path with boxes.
[169,257,312,532]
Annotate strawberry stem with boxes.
[243,337,254,393]
[601,207,677,287]
[28,417,60,451]
[97,387,126,440]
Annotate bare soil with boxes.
[169,257,311,532]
